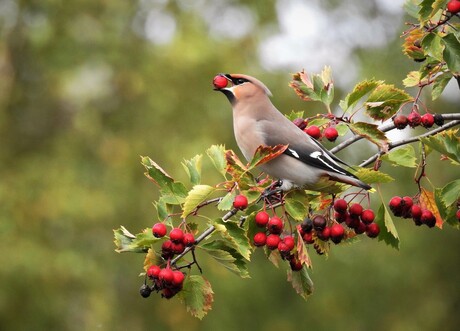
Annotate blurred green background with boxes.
[1,0,459,330]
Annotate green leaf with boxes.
[348,122,389,149]
[341,79,381,110]
[287,265,314,300]
[200,240,250,278]
[285,110,305,121]
[439,179,460,206]
[181,185,216,218]
[418,0,445,22]
[442,33,460,74]
[404,0,421,19]
[380,145,417,168]
[403,71,421,87]
[364,85,413,121]
[154,197,173,225]
[307,118,329,127]
[213,219,251,261]
[289,67,334,106]
[206,145,227,177]
[422,32,444,62]
[284,190,309,221]
[375,204,399,249]
[178,275,214,320]
[335,123,349,136]
[225,150,255,189]
[182,154,202,186]
[217,190,237,211]
[431,72,452,100]
[420,129,460,163]
[435,187,460,227]
[113,226,158,253]
[353,168,394,184]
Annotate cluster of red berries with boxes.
[447,0,460,14]
[152,224,196,259]
[389,196,437,227]
[292,118,339,142]
[392,112,443,130]
[252,211,303,270]
[140,264,185,299]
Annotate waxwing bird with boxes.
[213,73,371,191]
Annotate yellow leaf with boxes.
[420,188,443,229]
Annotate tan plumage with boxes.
[214,73,371,191]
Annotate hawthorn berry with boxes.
[266,234,281,250]
[401,196,414,218]
[355,222,367,235]
[361,209,375,224]
[147,265,161,279]
[161,287,176,299]
[152,222,167,238]
[410,205,423,221]
[140,284,152,298]
[312,215,327,230]
[233,194,248,210]
[213,75,228,89]
[253,232,267,247]
[255,211,270,227]
[301,217,313,233]
[421,113,434,128]
[393,115,409,129]
[278,241,292,256]
[183,233,195,246]
[421,210,436,228]
[293,118,307,130]
[366,223,380,238]
[161,240,174,259]
[324,127,339,142]
[389,196,403,216]
[330,224,345,244]
[334,211,348,223]
[456,209,460,221]
[283,236,296,251]
[171,241,185,254]
[434,113,444,126]
[267,216,284,234]
[349,203,363,216]
[169,228,184,243]
[345,214,360,229]
[289,255,303,271]
[302,231,314,244]
[159,268,174,284]
[317,226,331,241]
[304,125,322,139]
[172,271,185,288]
[447,0,460,14]
[408,111,421,128]
[333,199,348,213]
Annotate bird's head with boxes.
[213,73,272,104]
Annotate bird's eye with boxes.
[236,78,247,85]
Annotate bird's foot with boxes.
[258,180,284,204]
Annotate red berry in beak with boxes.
[213,75,228,89]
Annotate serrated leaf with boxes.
[248,144,289,169]
[113,226,158,253]
[225,150,254,189]
[420,187,443,228]
[287,265,314,300]
[442,33,460,74]
[380,145,417,168]
[404,0,420,18]
[308,118,329,127]
[284,190,309,221]
[364,85,413,121]
[403,28,426,60]
[289,67,334,106]
[435,187,460,227]
[403,71,422,87]
[341,79,381,110]
[295,227,312,268]
[213,219,251,260]
[206,145,227,177]
[418,0,437,22]
[348,122,389,149]
[422,32,444,62]
[354,168,394,184]
[181,185,216,218]
[285,110,305,121]
[420,129,460,163]
[154,197,173,225]
[182,154,202,186]
[432,72,452,100]
[439,179,460,206]
[200,240,250,278]
[217,190,237,211]
[335,123,349,136]
[143,248,163,273]
[375,204,400,249]
[178,275,214,320]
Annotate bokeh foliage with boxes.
[0,0,458,330]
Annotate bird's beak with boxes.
[213,73,233,91]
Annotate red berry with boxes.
[277,241,291,255]
[330,224,345,244]
[324,127,339,142]
[213,75,228,89]
[355,221,367,235]
[255,211,270,227]
[317,227,331,241]
[408,111,421,128]
[393,115,409,129]
[333,199,348,213]
[334,211,348,223]
[183,233,195,246]
[312,215,327,230]
[159,268,174,284]
[171,241,185,254]
[289,256,303,271]
[366,223,380,238]
[293,118,307,130]
[345,214,360,229]
[410,205,423,221]
[172,270,185,288]
[161,287,176,299]
[421,113,434,128]
[401,196,414,218]
[349,203,363,216]
[456,209,460,221]
[266,234,281,250]
[389,196,403,216]
[301,217,313,233]
[152,222,167,238]
[447,0,460,14]
[147,265,161,279]
[421,209,436,228]
[361,209,375,224]
[233,194,248,210]
[253,232,267,247]
[304,125,322,139]
[283,236,295,251]
[267,216,284,234]
[169,228,184,243]
[161,240,174,259]
[302,231,314,244]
